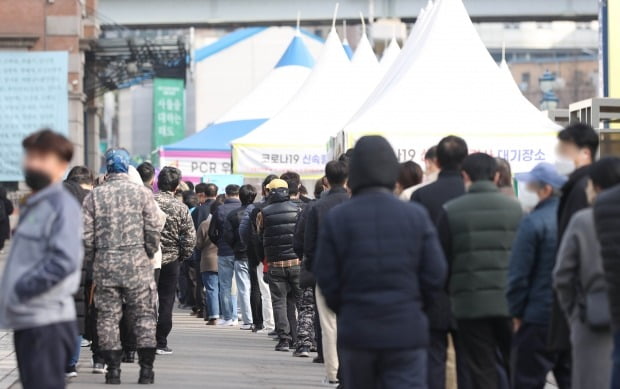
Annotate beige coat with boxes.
[196,215,218,273]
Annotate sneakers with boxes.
[322,377,340,387]
[65,365,78,379]
[81,338,91,347]
[217,319,238,326]
[240,324,253,330]
[293,345,311,358]
[275,339,291,352]
[155,347,173,355]
[206,319,218,326]
[92,362,106,374]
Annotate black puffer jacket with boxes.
[261,189,301,263]
[224,205,249,260]
[594,184,620,330]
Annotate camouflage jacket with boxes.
[83,173,161,287]
[154,191,196,265]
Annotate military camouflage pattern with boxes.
[154,191,196,265]
[95,281,158,349]
[83,173,162,350]
[296,287,316,348]
[83,173,162,287]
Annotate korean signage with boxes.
[159,150,232,183]
[152,78,185,149]
[0,51,68,181]
[233,144,327,179]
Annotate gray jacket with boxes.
[0,183,84,330]
[554,208,606,321]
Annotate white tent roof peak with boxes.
[380,37,401,70]
[351,33,378,68]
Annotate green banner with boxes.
[152,77,185,149]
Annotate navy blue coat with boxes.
[314,189,447,350]
[507,197,559,325]
[211,198,241,257]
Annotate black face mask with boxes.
[24,169,52,191]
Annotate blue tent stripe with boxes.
[343,43,353,60]
[275,36,315,69]
[162,119,268,151]
[194,27,267,63]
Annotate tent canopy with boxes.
[164,32,315,152]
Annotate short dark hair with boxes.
[225,184,240,196]
[184,181,195,191]
[495,158,513,188]
[182,190,199,209]
[398,161,423,189]
[195,183,218,197]
[239,184,257,205]
[195,183,208,194]
[558,123,599,161]
[339,148,354,163]
[424,146,437,161]
[137,162,155,184]
[281,171,301,188]
[314,178,325,198]
[157,166,181,192]
[262,174,278,196]
[299,185,308,196]
[589,157,620,190]
[22,128,73,162]
[66,166,93,186]
[462,153,497,182]
[437,136,468,171]
[325,160,348,186]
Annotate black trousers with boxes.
[157,260,180,349]
[457,317,512,389]
[179,260,195,307]
[15,321,77,389]
[192,258,205,314]
[428,329,471,389]
[268,265,302,341]
[511,322,571,389]
[249,262,263,328]
[340,347,427,389]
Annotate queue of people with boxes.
[1,122,620,389]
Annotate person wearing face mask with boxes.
[506,163,566,388]
[548,123,600,387]
[0,129,83,389]
[553,157,620,389]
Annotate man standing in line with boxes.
[314,136,447,388]
[83,149,162,384]
[304,160,350,385]
[0,129,82,389]
[154,167,196,355]
[411,135,469,389]
[210,184,242,326]
[547,123,600,387]
[506,163,566,387]
[437,153,522,389]
[258,178,303,351]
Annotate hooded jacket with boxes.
[314,136,447,349]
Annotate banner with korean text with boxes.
[152,77,185,149]
[159,149,232,183]
[0,51,68,181]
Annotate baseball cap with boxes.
[515,162,567,189]
[266,178,288,190]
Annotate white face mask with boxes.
[555,155,576,176]
[518,189,540,212]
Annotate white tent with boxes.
[232,28,379,178]
[379,37,401,71]
[193,26,323,131]
[341,0,560,173]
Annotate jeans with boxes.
[613,331,620,389]
[15,321,77,389]
[235,260,253,325]
[156,260,180,349]
[340,347,428,389]
[268,265,302,341]
[68,335,82,367]
[202,271,220,319]
[257,262,275,329]
[218,256,237,321]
